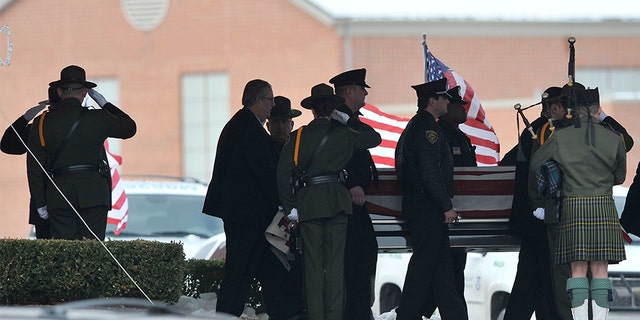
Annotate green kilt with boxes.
[555,195,626,265]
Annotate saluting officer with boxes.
[394,78,468,320]
[329,68,380,320]
[2,87,58,239]
[27,65,136,241]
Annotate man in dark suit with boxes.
[329,68,380,320]
[202,80,301,320]
[26,65,136,241]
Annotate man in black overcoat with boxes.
[202,80,301,320]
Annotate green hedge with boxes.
[0,239,185,305]
[0,239,265,313]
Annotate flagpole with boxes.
[422,33,428,82]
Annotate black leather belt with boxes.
[305,175,341,185]
[52,164,99,177]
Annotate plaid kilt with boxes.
[555,195,626,265]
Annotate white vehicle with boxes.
[104,177,225,260]
[374,186,640,320]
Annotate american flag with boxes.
[104,140,128,235]
[424,37,500,165]
[360,37,500,167]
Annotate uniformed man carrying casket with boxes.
[394,78,469,320]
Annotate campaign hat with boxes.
[269,96,302,120]
[300,83,345,110]
[49,65,97,89]
[329,68,371,89]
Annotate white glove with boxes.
[331,110,350,125]
[598,109,608,122]
[287,208,299,222]
[532,207,545,220]
[88,88,108,107]
[37,205,49,220]
[22,101,47,121]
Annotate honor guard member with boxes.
[26,65,136,240]
[329,68,380,320]
[419,85,476,318]
[277,83,381,320]
[503,86,566,320]
[2,87,59,239]
[394,78,469,320]
[266,94,306,317]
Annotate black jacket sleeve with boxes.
[1,116,30,155]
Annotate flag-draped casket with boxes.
[366,166,516,219]
[366,166,520,251]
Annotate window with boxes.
[181,73,230,182]
[577,68,640,101]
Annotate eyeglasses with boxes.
[259,96,275,104]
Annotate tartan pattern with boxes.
[555,196,626,264]
[536,160,562,199]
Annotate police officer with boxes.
[1,87,57,239]
[27,65,136,241]
[394,78,468,320]
[329,68,380,320]
[419,85,476,318]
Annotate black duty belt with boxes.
[303,170,348,187]
[52,164,99,177]
[305,175,341,185]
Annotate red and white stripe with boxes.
[359,103,406,168]
[444,71,500,166]
[365,166,515,219]
[104,140,128,235]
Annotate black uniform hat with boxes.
[411,78,451,107]
[446,86,468,105]
[269,96,302,120]
[329,68,371,89]
[49,65,97,89]
[582,87,599,107]
[301,83,345,110]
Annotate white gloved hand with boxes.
[37,205,49,220]
[22,101,48,121]
[88,88,108,107]
[331,110,351,125]
[287,208,299,222]
[598,109,608,122]
[532,207,545,220]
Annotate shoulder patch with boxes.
[425,130,438,144]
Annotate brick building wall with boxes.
[0,0,638,237]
